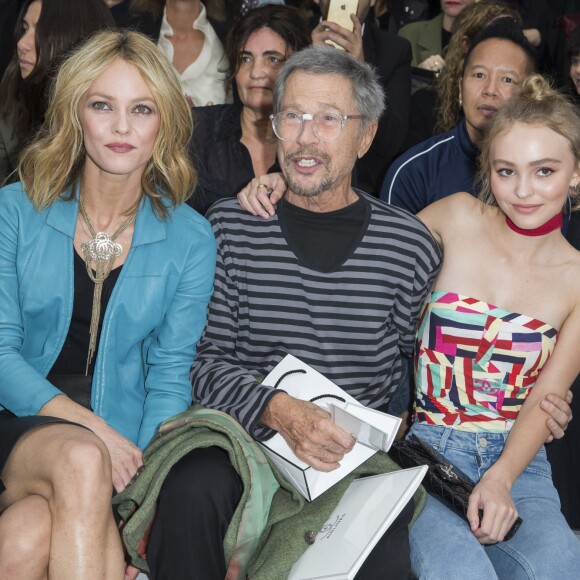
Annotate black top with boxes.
[278,195,367,273]
[188,102,281,215]
[50,250,122,376]
[355,17,413,195]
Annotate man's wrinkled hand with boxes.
[261,392,355,471]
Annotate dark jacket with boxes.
[356,19,413,195]
[187,102,281,215]
[380,118,478,214]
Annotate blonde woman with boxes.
[0,30,215,578]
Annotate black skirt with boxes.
[0,374,92,495]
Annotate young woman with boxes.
[0,0,115,184]
[0,29,215,579]
[408,74,580,578]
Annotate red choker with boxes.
[505,213,563,237]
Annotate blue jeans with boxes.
[408,423,580,579]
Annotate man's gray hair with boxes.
[273,46,385,128]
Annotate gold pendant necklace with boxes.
[79,198,137,374]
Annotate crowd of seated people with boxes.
[1,1,579,579]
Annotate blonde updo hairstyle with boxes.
[18,29,196,219]
[477,75,580,211]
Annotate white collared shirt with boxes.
[157,4,232,106]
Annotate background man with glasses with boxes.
[145,46,441,578]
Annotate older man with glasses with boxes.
[144,46,441,579]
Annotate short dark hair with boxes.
[224,3,311,84]
[463,16,538,76]
[0,0,115,145]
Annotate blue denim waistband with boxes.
[410,423,510,455]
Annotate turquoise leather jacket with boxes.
[0,182,216,448]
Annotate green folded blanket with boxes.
[114,405,425,579]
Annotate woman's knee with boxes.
[48,430,113,504]
[58,431,111,479]
[3,424,112,505]
[0,496,51,577]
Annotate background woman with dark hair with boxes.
[187,2,311,214]
[0,0,115,184]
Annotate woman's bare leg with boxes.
[0,495,51,580]
[0,423,124,579]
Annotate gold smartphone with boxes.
[324,0,360,50]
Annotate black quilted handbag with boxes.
[389,434,522,541]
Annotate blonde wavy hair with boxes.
[18,29,196,219]
[434,1,520,134]
[477,75,580,211]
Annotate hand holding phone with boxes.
[313,0,364,59]
[325,0,360,33]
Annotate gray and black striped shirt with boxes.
[191,191,441,440]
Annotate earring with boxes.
[459,98,463,107]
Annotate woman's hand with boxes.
[237,173,287,218]
[418,54,445,73]
[89,419,143,492]
[523,28,541,47]
[311,15,365,62]
[467,470,518,544]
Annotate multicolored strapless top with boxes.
[414,291,558,432]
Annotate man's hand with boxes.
[311,14,364,61]
[261,392,355,471]
[237,174,286,218]
[542,390,573,442]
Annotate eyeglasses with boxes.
[269,111,366,142]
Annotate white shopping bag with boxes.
[259,355,401,501]
[288,466,428,580]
